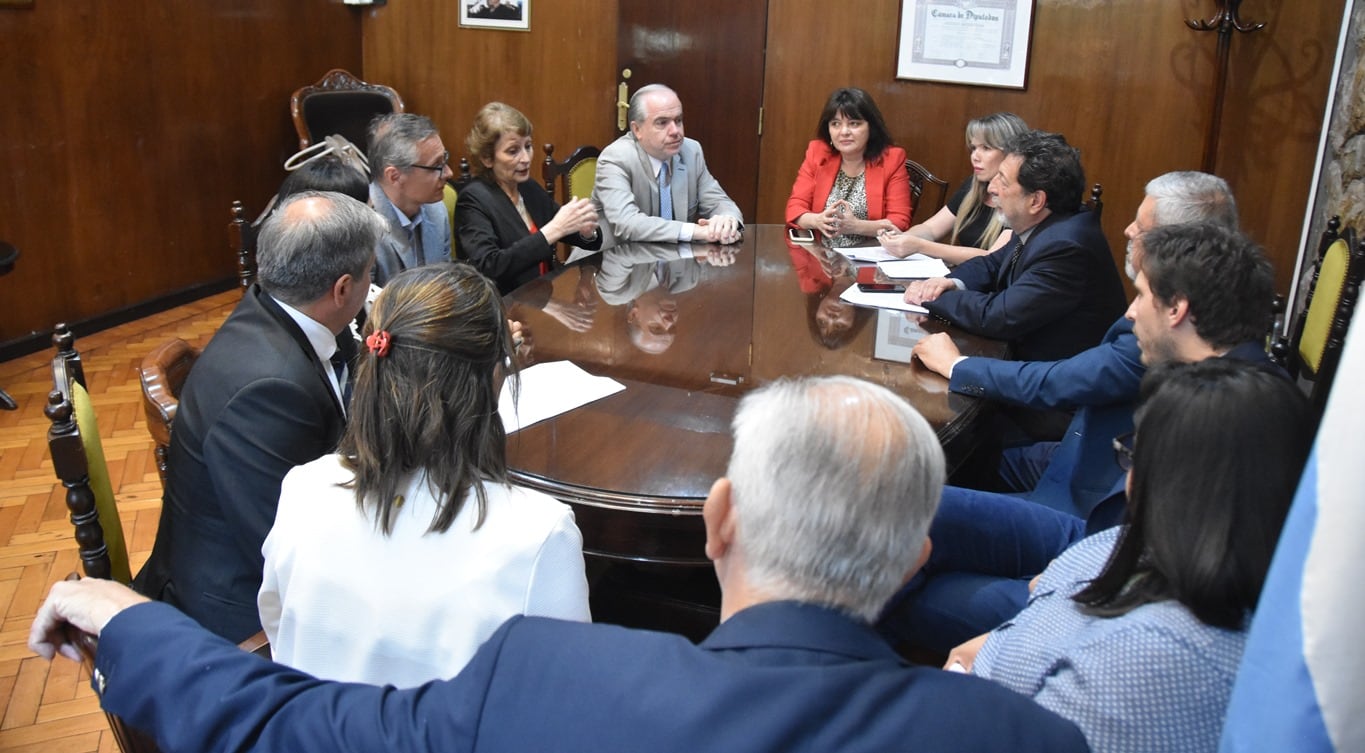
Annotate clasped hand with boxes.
[903,277,956,306]
[696,215,742,245]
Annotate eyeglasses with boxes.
[406,150,450,173]
[1112,432,1135,472]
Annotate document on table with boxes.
[499,360,625,434]
[838,285,929,314]
[831,243,900,263]
[878,255,951,279]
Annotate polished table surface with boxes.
[503,225,1007,567]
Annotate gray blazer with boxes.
[369,183,452,286]
[592,134,741,248]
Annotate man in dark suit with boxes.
[133,192,385,642]
[34,376,1089,753]
[594,84,744,248]
[883,219,1278,654]
[368,113,453,286]
[905,130,1126,363]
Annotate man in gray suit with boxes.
[593,84,743,248]
[367,113,453,285]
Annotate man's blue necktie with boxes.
[658,161,673,221]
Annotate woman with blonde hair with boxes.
[881,112,1027,264]
[259,263,590,688]
[456,102,601,293]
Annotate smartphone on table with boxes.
[855,265,906,294]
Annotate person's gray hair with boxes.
[627,84,676,126]
[1146,171,1239,229]
[367,113,441,175]
[256,191,385,306]
[726,376,945,621]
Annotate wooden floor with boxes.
[0,290,238,753]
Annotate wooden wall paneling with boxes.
[0,1,362,351]
[361,0,619,174]
[1214,0,1348,292]
[757,0,1343,293]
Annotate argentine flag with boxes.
[1220,311,1365,751]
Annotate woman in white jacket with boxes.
[259,262,590,688]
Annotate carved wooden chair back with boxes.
[903,159,949,225]
[290,68,405,154]
[45,324,133,584]
[1275,218,1365,419]
[138,338,200,489]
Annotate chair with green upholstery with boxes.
[542,143,600,262]
[1274,217,1365,419]
[44,323,132,584]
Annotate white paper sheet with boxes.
[877,255,951,279]
[831,244,901,263]
[838,285,929,314]
[499,361,625,434]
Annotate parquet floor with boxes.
[0,290,238,753]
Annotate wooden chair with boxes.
[45,324,133,584]
[1273,217,1365,418]
[542,144,600,261]
[290,69,404,154]
[543,143,600,205]
[230,199,273,294]
[1084,183,1103,218]
[139,338,200,489]
[903,159,949,224]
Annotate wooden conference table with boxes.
[502,225,1007,635]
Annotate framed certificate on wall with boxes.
[896,0,1035,89]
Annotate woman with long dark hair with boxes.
[258,263,590,688]
[953,359,1312,753]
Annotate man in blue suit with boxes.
[883,214,1278,655]
[905,130,1126,363]
[32,377,1089,753]
[367,113,453,286]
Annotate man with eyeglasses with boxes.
[880,175,1279,656]
[368,113,454,286]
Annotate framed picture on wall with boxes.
[895,0,1035,89]
[459,0,530,31]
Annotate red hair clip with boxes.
[366,330,392,357]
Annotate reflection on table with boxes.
[502,225,1007,636]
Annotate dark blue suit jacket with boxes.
[927,210,1126,361]
[953,317,1145,519]
[133,286,348,642]
[97,601,1089,753]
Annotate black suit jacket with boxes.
[134,286,348,642]
[455,178,601,293]
[928,210,1127,361]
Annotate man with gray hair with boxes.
[36,376,1087,753]
[593,84,743,247]
[134,192,385,643]
[368,113,453,285]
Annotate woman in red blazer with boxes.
[786,88,911,247]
